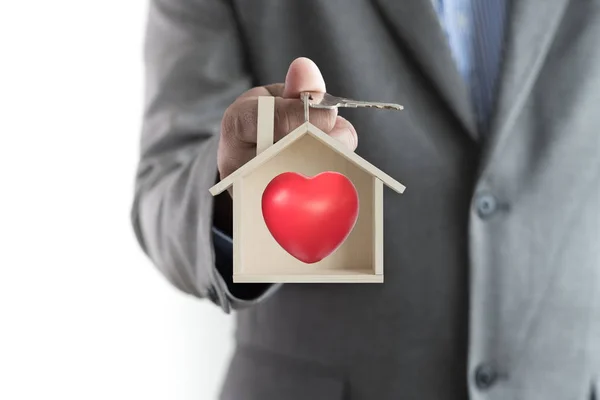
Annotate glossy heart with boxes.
[261,171,359,264]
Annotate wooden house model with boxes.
[209,96,405,283]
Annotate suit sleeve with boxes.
[131,0,281,313]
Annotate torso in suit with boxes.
[131,0,600,398]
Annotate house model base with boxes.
[209,96,405,283]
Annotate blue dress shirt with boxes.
[433,0,509,132]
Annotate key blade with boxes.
[302,91,404,111]
[340,100,404,110]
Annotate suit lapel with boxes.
[480,0,571,170]
[372,0,478,141]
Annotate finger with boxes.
[273,97,336,140]
[217,143,256,180]
[239,83,284,99]
[220,97,258,148]
[222,96,337,146]
[239,57,326,99]
[328,116,358,151]
[264,83,284,97]
[282,57,326,98]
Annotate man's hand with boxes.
[217,57,358,180]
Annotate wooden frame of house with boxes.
[209,96,405,283]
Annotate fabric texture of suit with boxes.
[131,0,600,398]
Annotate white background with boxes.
[0,1,234,399]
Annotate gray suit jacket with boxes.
[131,0,600,398]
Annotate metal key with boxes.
[300,91,403,123]
[301,91,404,111]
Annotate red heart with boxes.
[261,171,359,264]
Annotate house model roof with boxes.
[209,122,406,196]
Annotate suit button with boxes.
[474,364,497,390]
[475,193,498,219]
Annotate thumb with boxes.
[282,57,326,99]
